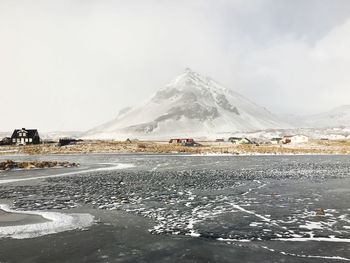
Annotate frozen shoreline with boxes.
[0,162,134,239]
[0,204,95,239]
[0,163,134,185]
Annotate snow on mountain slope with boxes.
[301,105,350,128]
[85,68,289,139]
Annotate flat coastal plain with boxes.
[1,139,350,156]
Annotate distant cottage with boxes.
[58,138,77,147]
[11,128,40,145]
[228,137,253,145]
[228,137,241,144]
[282,135,308,144]
[169,138,196,146]
[271,137,283,145]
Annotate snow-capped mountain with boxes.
[300,105,350,128]
[85,68,289,140]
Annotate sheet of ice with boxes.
[0,163,134,185]
[217,237,252,242]
[0,204,95,239]
[274,236,350,243]
[261,246,350,262]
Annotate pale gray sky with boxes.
[1,0,350,131]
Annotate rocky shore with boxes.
[0,160,79,171]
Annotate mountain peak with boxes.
[165,68,227,95]
[184,67,194,73]
[181,67,206,80]
[183,67,202,78]
[180,68,206,79]
[85,70,289,139]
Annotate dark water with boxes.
[0,154,350,262]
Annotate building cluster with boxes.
[0,128,82,147]
[169,138,200,146]
[167,134,309,147]
[225,135,309,145]
[0,128,309,148]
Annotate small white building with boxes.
[282,135,309,144]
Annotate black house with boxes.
[11,128,40,145]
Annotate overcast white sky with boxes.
[1,0,350,131]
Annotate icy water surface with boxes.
[0,154,350,262]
